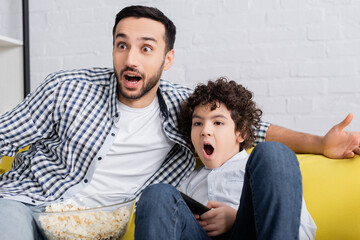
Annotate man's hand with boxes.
[266,113,360,159]
[195,201,236,237]
[322,113,360,159]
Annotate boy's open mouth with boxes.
[204,143,214,156]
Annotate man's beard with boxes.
[115,61,164,100]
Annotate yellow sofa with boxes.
[1,153,360,239]
[299,154,360,239]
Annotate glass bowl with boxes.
[31,195,135,240]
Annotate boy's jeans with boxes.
[135,142,302,240]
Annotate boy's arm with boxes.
[266,113,360,159]
[196,201,237,237]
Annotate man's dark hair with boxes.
[179,77,262,151]
[113,5,176,52]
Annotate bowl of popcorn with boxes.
[32,194,135,240]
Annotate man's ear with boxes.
[163,49,174,71]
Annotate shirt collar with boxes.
[110,73,119,118]
[156,88,169,120]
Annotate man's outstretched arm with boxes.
[266,113,360,159]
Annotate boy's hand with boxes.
[195,201,237,237]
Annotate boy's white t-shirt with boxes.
[178,150,317,240]
[74,96,174,204]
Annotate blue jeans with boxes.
[135,142,302,240]
[0,199,44,240]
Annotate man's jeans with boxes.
[135,142,302,240]
[0,199,44,240]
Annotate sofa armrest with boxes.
[299,154,360,239]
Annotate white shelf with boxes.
[0,35,23,47]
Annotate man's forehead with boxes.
[114,17,166,41]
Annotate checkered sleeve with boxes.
[0,72,59,158]
[254,121,270,145]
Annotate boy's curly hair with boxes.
[179,77,262,151]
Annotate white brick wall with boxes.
[6,0,360,135]
[0,0,22,40]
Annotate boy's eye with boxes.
[214,121,223,126]
[193,122,202,126]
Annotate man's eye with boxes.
[143,46,152,52]
[117,43,127,49]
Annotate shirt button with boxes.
[115,113,119,118]
[98,157,102,160]
[84,179,88,183]
[32,200,36,204]
[111,133,115,137]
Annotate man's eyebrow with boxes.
[142,37,157,43]
[115,33,127,39]
[114,33,157,43]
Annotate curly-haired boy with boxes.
[135,77,316,240]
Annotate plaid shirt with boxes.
[0,68,269,205]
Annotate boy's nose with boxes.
[201,125,212,136]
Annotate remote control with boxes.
[180,192,210,215]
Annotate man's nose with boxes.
[125,48,140,67]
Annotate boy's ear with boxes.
[163,49,174,71]
[235,131,245,144]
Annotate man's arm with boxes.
[0,75,58,158]
[266,113,360,159]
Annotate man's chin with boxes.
[119,91,143,100]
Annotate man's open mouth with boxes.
[204,143,214,156]
[125,74,142,83]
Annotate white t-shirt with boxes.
[179,151,317,240]
[74,96,174,205]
